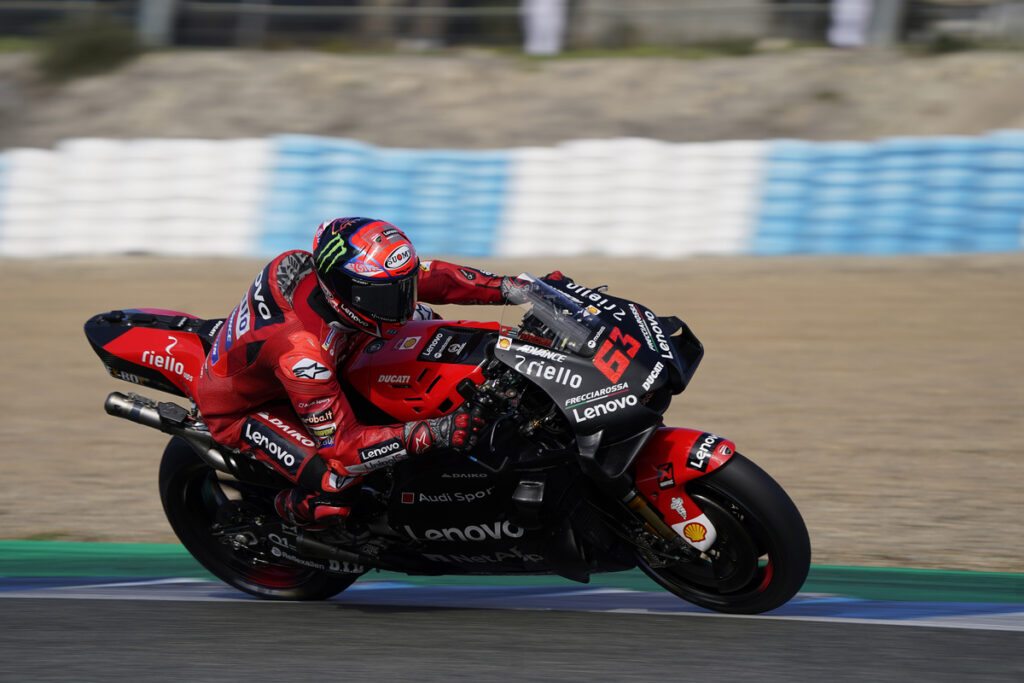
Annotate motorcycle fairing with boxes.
[378,451,635,579]
[633,427,737,552]
[379,451,551,573]
[344,319,498,422]
[494,278,704,443]
[541,278,705,395]
[84,309,219,398]
[494,337,667,440]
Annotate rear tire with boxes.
[159,437,357,600]
[637,453,810,614]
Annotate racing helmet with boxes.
[312,217,419,337]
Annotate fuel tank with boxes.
[344,319,499,422]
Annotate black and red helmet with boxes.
[312,218,419,337]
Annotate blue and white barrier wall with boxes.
[0,132,1022,258]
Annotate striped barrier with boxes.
[262,136,510,258]
[0,138,272,257]
[499,138,765,258]
[754,132,1024,255]
[0,132,1021,258]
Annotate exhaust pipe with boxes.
[105,391,163,430]
[104,391,230,472]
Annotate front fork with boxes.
[629,427,738,553]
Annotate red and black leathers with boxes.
[193,252,505,499]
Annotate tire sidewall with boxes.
[158,437,356,600]
[641,453,811,614]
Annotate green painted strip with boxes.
[800,565,1024,604]
[1,541,1021,603]
[0,541,215,580]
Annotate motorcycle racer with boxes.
[193,217,513,527]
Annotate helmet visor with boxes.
[327,268,418,324]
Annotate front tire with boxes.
[637,453,810,614]
[158,437,357,600]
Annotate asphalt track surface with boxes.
[2,577,1022,682]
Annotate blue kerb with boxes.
[752,134,1024,256]
[259,135,512,258]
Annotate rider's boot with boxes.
[275,457,361,529]
[274,488,351,528]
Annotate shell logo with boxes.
[683,522,707,543]
[498,337,512,350]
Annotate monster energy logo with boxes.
[317,233,349,271]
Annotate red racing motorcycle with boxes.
[84,274,810,614]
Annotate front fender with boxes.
[633,427,737,552]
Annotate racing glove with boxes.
[499,276,526,303]
[403,405,486,455]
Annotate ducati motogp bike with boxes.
[84,274,810,614]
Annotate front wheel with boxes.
[637,453,810,614]
[159,437,358,600]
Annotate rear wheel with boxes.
[637,453,810,614]
[158,437,358,600]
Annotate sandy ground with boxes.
[3,47,1024,149]
[1,254,1021,572]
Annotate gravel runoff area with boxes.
[0,254,1021,572]
[2,47,1024,148]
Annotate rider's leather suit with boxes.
[193,251,506,497]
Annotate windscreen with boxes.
[500,274,603,356]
